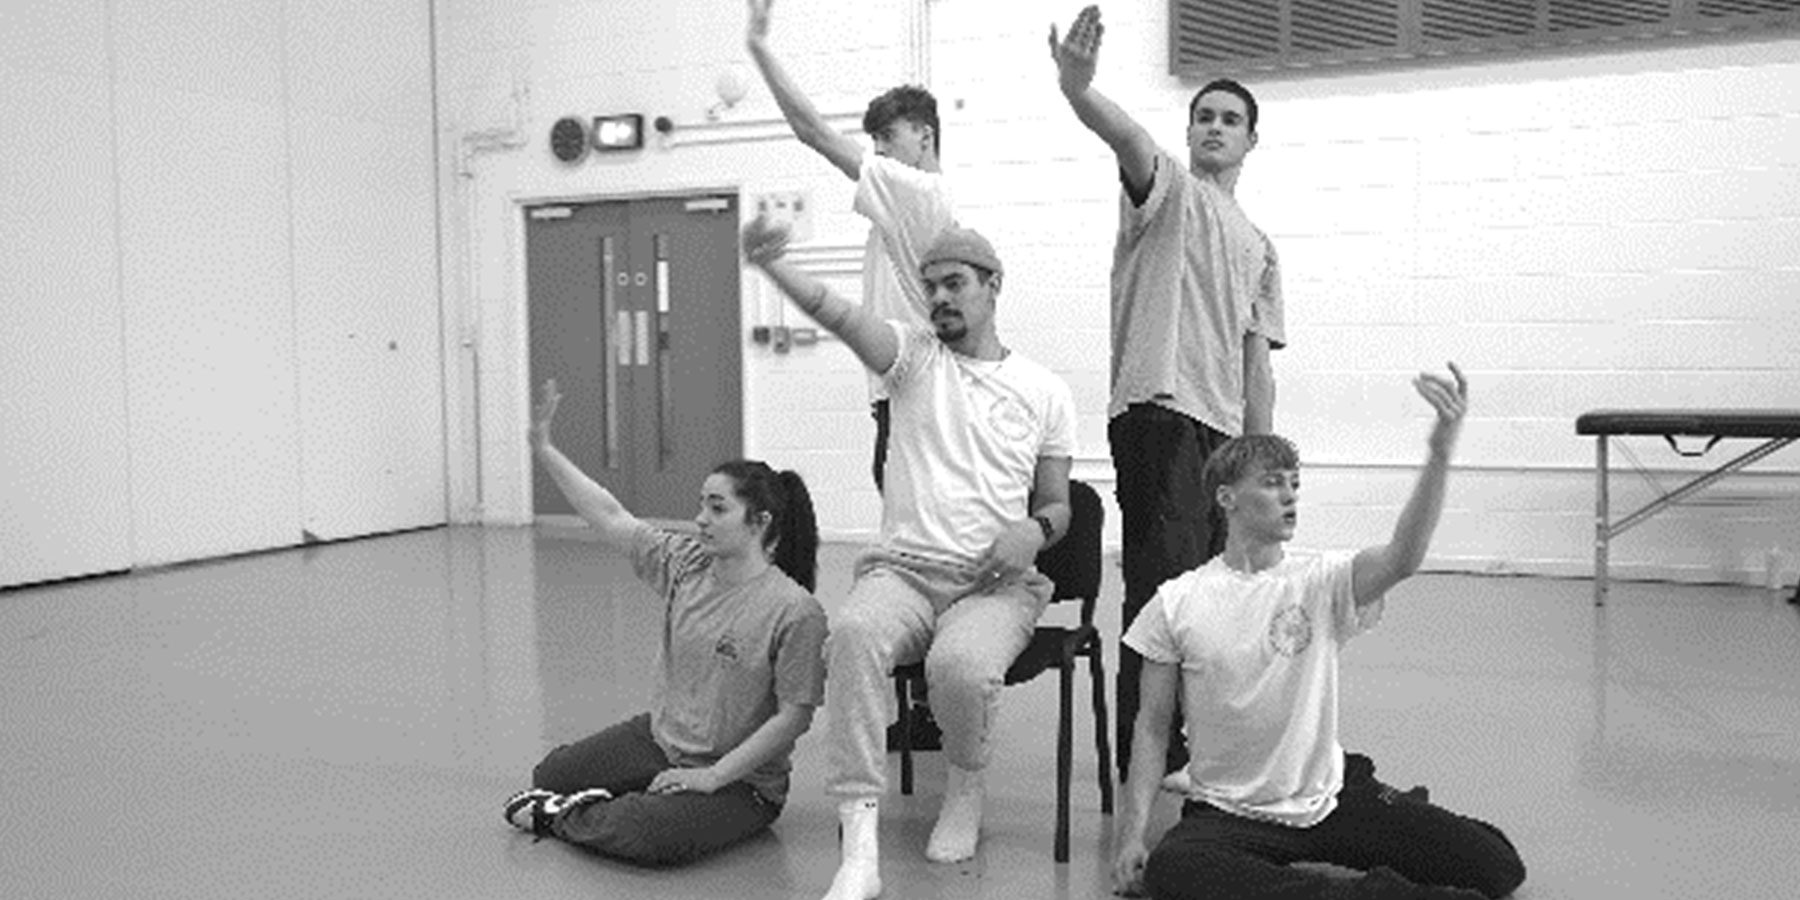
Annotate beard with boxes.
[931,306,966,343]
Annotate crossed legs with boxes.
[1144,757,1525,900]
[519,714,779,867]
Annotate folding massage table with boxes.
[1576,409,1800,606]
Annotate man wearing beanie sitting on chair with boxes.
[741,219,1078,900]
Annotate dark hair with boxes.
[1189,78,1259,136]
[863,85,940,154]
[1201,434,1299,513]
[712,460,820,592]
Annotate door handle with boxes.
[655,248,674,469]
[601,237,622,469]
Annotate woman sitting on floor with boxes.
[505,379,827,867]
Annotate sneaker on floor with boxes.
[560,787,614,811]
[504,789,561,837]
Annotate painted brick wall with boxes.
[438,0,1800,586]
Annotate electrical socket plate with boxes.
[753,191,813,243]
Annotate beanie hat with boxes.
[919,226,1002,277]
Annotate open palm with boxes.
[529,378,563,450]
[1049,5,1104,96]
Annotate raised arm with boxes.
[747,0,864,180]
[529,379,645,550]
[741,214,898,374]
[1050,6,1158,198]
[1352,363,1469,606]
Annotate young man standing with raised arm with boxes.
[1050,5,1286,783]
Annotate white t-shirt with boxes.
[853,154,957,401]
[876,323,1078,567]
[1122,550,1382,827]
[1111,149,1285,434]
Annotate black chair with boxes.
[892,479,1114,863]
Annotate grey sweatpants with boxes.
[825,548,1053,799]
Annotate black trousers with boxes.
[1144,754,1527,900]
[532,714,779,867]
[1110,403,1229,780]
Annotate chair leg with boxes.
[1089,651,1114,814]
[895,674,914,796]
[1056,662,1074,863]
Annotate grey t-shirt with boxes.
[630,525,828,804]
[1110,149,1286,434]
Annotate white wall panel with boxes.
[0,0,108,79]
[0,70,132,588]
[291,114,445,540]
[116,84,300,565]
[113,0,283,105]
[289,0,444,541]
[288,0,433,128]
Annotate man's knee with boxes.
[826,604,894,661]
[1468,836,1526,898]
[923,642,1005,698]
[1142,839,1231,900]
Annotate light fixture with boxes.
[592,114,644,151]
[708,67,749,121]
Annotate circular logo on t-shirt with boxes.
[1267,605,1313,657]
[988,396,1034,442]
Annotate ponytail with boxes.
[770,470,819,592]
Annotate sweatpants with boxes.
[825,548,1052,798]
[531,713,779,867]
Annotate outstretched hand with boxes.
[746,0,772,45]
[1049,5,1104,96]
[741,213,792,267]
[529,378,563,452]
[1412,362,1468,454]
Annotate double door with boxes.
[526,194,742,521]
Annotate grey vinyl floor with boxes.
[2,525,1797,899]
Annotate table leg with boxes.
[1594,435,1609,607]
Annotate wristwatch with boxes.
[1033,514,1055,542]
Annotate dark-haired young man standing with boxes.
[747,0,956,494]
[1051,5,1285,784]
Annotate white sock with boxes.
[926,764,984,863]
[821,798,881,900]
[1160,769,1194,795]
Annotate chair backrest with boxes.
[1033,479,1103,607]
